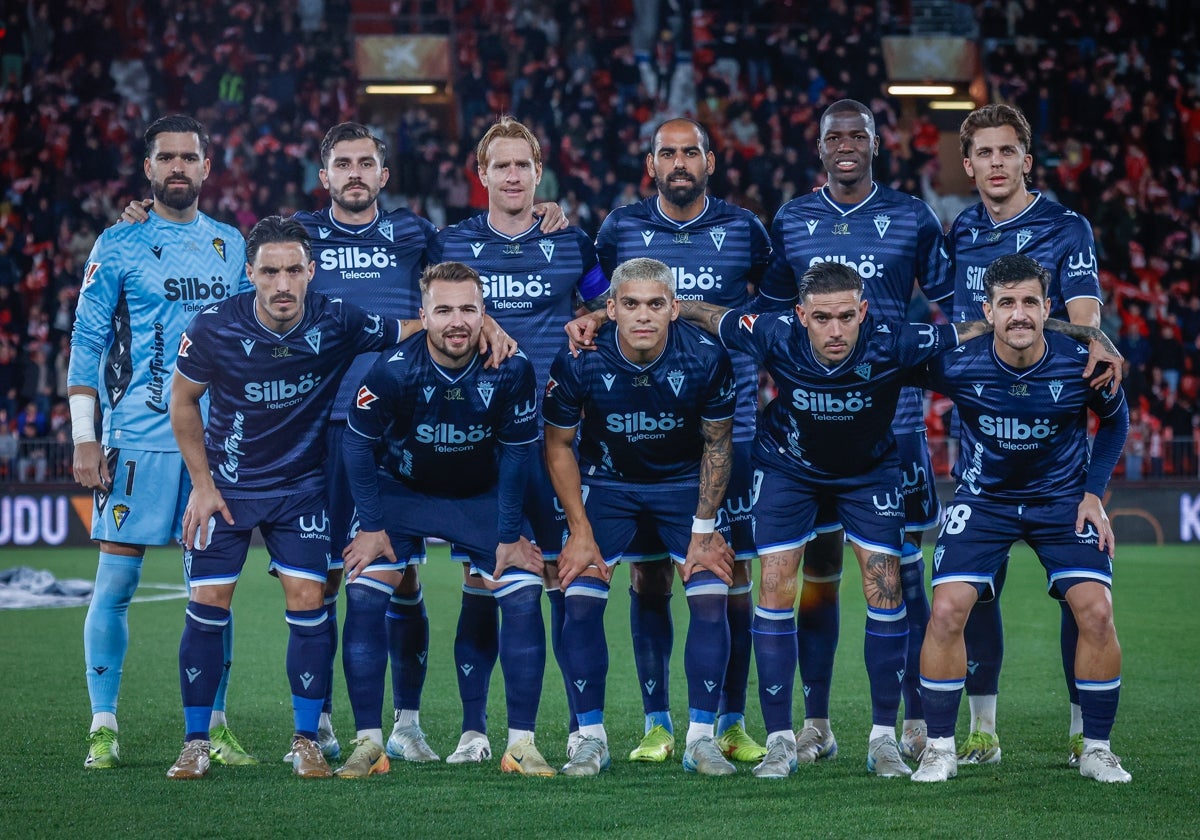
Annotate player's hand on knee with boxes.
[71,440,109,490]
[532,201,567,232]
[683,532,735,585]
[558,533,607,587]
[565,311,606,356]
[495,537,544,577]
[342,529,395,580]
[119,197,153,224]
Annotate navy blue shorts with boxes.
[621,440,756,563]
[896,429,941,532]
[185,488,330,587]
[580,481,697,567]
[374,474,529,581]
[930,494,1113,601]
[752,459,905,558]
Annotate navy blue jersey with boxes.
[542,320,735,484]
[719,310,958,478]
[947,193,1101,322]
[296,206,437,420]
[429,216,607,415]
[347,335,539,497]
[595,196,770,443]
[175,292,403,497]
[916,332,1127,503]
[69,211,250,450]
[758,184,953,434]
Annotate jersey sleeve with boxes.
[594,211,620,278]
[345,358,398,442]
[574,232,609,303]
[914,200,954,303]
[716,308,777,362]
[497,354,540,445]
[173,310,218,385]
[67,233,123,391]
[756,211,800,304]
[337,299,405,352]
[745,213,772,291]
[1055,216,1102,306]
[701,346,736,422]
[541,349,585,429]
[895,321,960,369]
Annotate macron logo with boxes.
[185,668,202,684]
[643,680,657,695]
[574,679,587,693]
[470,242,485,258]
[300,672,315,690]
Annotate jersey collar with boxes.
[652,195,710,229]
[325,208,380,235]
[818,183,879,217]
[430,351,481,384]
[485,217,540,241]
[990,335,1050,378]
[983,191,1043,228]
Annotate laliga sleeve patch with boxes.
[356,386,378,409]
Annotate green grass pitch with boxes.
[1,543,1196,839]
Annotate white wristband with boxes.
[70,393,98,444]
[691,517,716,534]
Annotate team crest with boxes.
[112,504,131,531]
[477,380,495,407]
[379,219,394,242]
[272,346,290,359]
[1008,383,1029,397]
[317,226,332,239]
[538,240,555,262]
[709,226,727,252]
[445,387,463,400]
[805,220,818,236]
[641,230,654,246]
[178,333,193,357]
[739,313,760,332]
[1048,380,1064,403]
[601,373,616,391]
[832,223,850,236]
[673,232,691,245]
[422,385,436,402]
[632,375,651,387]
[83,261,102,289]
[212,238,226,260]
[304,327,322,354]
[667,369,685,396]
[933,544,945,571]
[873,214,892,238]
[471,242,485,258]
[502,243,521,255]
[240,338,255,356]
[854,363,872,381]
[1016,228,1032,252]
[356,386,378,409]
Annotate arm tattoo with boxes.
[583,295,609,312]
[1046,319,1120,355]
[678,299,730,336]
[952,319,993,341]
[697,417,733,520]
[861,552,902,608]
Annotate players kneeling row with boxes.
[165,217,1129,785]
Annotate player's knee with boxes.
[1065,585,1116,643]
[927,586,974,639]
[284,579,325,612]
[731,558,752,588]
[802,531,844,577]
[324,568,343,598]
[630,558,674,595]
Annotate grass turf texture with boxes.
[1,544,1196,839]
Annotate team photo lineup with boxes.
[69,94,1138,787]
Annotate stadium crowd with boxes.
[0,0,1197,480]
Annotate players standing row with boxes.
[71,102,1132,785]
